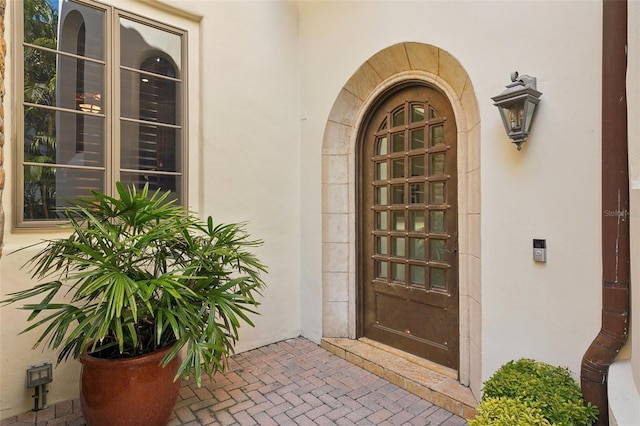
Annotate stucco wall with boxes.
[2,0,624,420]
[298,0,602,386]
[0,0,302,417]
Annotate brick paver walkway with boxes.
[1,337,469,425]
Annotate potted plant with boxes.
[1,183,267,425]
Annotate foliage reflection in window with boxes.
[20,0,185,226]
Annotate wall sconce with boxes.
[26,363,52,411]
[492,72,542,150]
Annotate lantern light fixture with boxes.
[492,72,542,150]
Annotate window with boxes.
[18,0,186,227]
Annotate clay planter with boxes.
[79,345,182,426]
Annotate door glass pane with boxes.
[410,156,425,177]
[391,185,405,204]
[392,109,405,127]
[430,239,445,261]
[391,133,405,152]
[410,183,425,204]
[376,211,388,230]
[120,18,182,76]
[429,107,440,119]
[410,265,425,286]
[376,162,388,180]
[431,125,445,146]
[429,182,445,204]
[377,136,388,155]
[376,186,388,205]
[409,238,425,260]
[391,159,405,178]
[391,237,405,257]
[391,211,405,231]
[409,210,425,232]
[410,128,424,150]
[376,236,388,255]
[377,261,388,279]
[411,104,425,123]
[430,211,445,233]
[392,263,405,282]
[430,267,446,290]
[430,153,445,175]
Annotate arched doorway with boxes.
[321,42,481,393]
[358,82,459,370]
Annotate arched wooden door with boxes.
[359,83,459,371]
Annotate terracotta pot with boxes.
[79,345,182,426]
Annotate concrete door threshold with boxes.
[321,337,478,420]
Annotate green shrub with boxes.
[469,397,551,426]
[472,359,598,426]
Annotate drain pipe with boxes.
[580,0,629,425]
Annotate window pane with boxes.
[391,133,405,152]
[391,211,405,231]
[120,69,181,126]
[391,158,404,178]
[24,108,105,166]
[411,104,425,123]
[24,49,105,111]
[120,121,181,172]
[26,2,106,60]
[410,128,424,150]
[410,155,424,177]
[24,0,59,46]
[375,211,388,230]
[120,18,182,77]
[392,109,404,127]
[410,265,425,286]
[409,211,425,232]
[120,172,182,204]
[24,166,103,221]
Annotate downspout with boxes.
[580,0,629,425]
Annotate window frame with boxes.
[14,0,189,230]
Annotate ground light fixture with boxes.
[26,363,52,411]
[492,72,542,150]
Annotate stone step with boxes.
[321,337,478,420]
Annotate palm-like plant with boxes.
[2,183,267,385]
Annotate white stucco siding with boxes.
[298,0,602,385]
[1,0,302,417]
[184,0,303,353]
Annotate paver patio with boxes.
[0,337,469,425]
